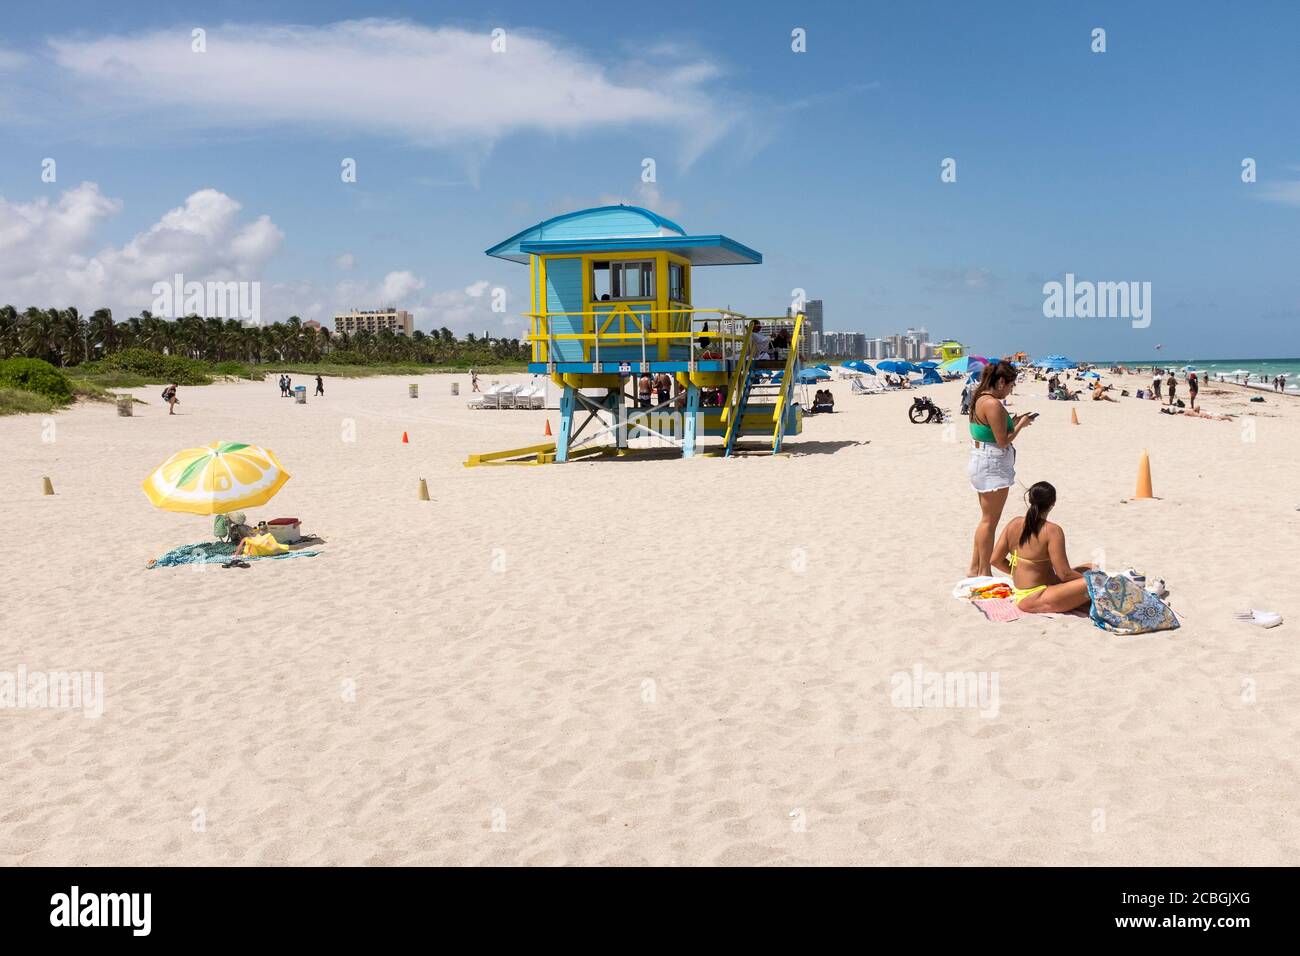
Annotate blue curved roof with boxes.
[486,204,760,266]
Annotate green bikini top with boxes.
[970,410,1014,443]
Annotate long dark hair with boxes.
[1019,481,1057,546]
[967,361,1017,419]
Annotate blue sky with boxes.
[1,0,1298,358]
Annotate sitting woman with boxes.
[991,481,1095,613]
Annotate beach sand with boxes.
[2,370,1297,866]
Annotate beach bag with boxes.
[1083,571,1179,636]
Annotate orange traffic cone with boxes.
[402,431,409,444]
[1070,408,1079,425]
[1135,450,1154,499]
[544,420,552,437]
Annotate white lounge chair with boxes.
[497,384,523,409]
[466,383,506,409]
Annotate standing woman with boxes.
[967,361,1034,576]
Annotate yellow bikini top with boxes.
[1007,549,1047,571]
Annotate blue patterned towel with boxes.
[1083,570,1179,635]
[150,541,320,568]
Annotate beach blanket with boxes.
[970,596,1029,622]
[1083,570,1180,635]
[149,541,321,568]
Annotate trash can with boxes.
[116,395,133,417]
[451,382,460,396]
[294,386,306,404]
[409,383,419,399]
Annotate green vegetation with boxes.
[0,386,61,416]
[0,305,529,415]
[0,357,74,402]
[0,304,530,369]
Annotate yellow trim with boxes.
[771,311,806,446]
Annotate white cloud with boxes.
[40,19,734,165]
[1254,181,1300,206]
[334,252,355,271]
[0,184,520,336]
[379,270,424,303]
[596,181,683,217]
[0,183,282,314]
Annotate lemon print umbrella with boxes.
[142,440,290,515]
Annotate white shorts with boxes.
[968,442,1016,493]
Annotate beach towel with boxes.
[1083,570,1180,635]
[149,541,320,568]
[970,596,1029,622]
[951,575,1013,599]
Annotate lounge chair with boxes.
[497,385,523,409]
[466,383,506,409]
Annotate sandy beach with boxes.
[2,370,1297,866]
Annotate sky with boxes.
[1,0,1298,359]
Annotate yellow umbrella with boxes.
[142,440,290,515]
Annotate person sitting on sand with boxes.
[1091,379,1117,402]
[991,481,1095,613]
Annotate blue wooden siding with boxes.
[545,258,585,361]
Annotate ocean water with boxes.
[1095,358,1300,392]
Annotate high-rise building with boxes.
[333,308,414,336]
[804,299,824,337]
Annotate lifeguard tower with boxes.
[467,205,805,465]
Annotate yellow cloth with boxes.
[239,532,288,557]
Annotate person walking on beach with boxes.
[1152,371,1162,401]
[314,374,324,397]
[162,383,179,415]
[967,361,1033,577]
[471,369,480,393]
[1187,371,1199,410]
[1166,370,1177,406]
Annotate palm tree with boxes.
[87,308,116,358]
[0,305,19,358]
